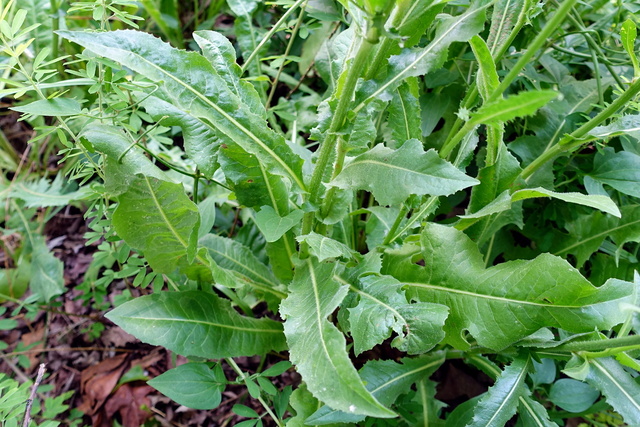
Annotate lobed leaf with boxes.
[279,258,396,418]
[383,223,635,350]
[106,291,286,358]
[329,139,479,206]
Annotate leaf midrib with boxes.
[122,315,281,333]
[591,359,640,412]
[554,216,640,255]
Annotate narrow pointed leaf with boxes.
[470,90,557,127]
[307,353,445,425]
[279,258,396,418]
[469,35,499,101]
[112,175,200,274]
[329,139,479,206]
[467,357,530,427]
[106,291,286,358]
[385,81,423,146]
[517,395,558,427]
[11,98,82,116]
[565,357,640,425]
[384,223,635,350]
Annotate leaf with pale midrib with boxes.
[279,258,396,418]
[106,291,286,358]
[383,223,635,350]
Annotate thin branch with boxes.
[22,363,46,427]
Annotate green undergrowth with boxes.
[2,0,640,425]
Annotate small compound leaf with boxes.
[106,291,286,358]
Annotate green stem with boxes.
[266,1,307,108]
[381,204,409,246]
[549,335,640,354]
[386,196,439,244]
[240,0,307,75]
[520,78,640,180]
[300,35,376,238]
[486,0,579,104]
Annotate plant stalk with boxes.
[520,77,640,180]
[300,35,376,238]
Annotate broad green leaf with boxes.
[295,232,355,261]
[193,30,263,115]
[112,175,200,274]
[81,123,167,196]
[621,19,640,78]
[197,197,217,239]
[57,30,305,191]
[467,357,530,427]
[279,258,395,418]
[199,234,285,306]
[287,384,324,427]
[469,35,499,101]
[9,175,91,207]
[565,357,640,425]
[217,142,291,212]
[306,353,445,425]
[385,80,422,147]
[394,0,444,48]
[586,147,640,198]
[383,223,635,350]
[11,98,82,116]
[30,235,65,303]
[553,205,640,267]
[470,90,557,127]
[329,139,479,206]
[0,263,30,301]
[147,363,226,410]
[346,274,448,355]
[459,187,620,220]
[106,291,286,358]
[548,378,599,412]
[253,206,304,242]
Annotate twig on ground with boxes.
[22,363,46,427]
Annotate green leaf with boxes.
[81,123,167,196]
[548,378,599,413]
[279,258,396,418]
[621,19,640,78]
[469,35,499,101]
[385,80,423,147]
[329,139,479,206]
[9,175,91,207]
[517,395,557,427]
[233,404,260,418]
[485,0,528,57]
[11,98,82,116]
[106,291,286,358]
[459,187,620,220]
[564,357,640,425]
[112,175,200,274]
[468,357,530,427]
[383,223,635,350]
[394,1,445,48]
[357,1,491,106]
[553,205,640,267]
[147,363,225,409]
[346,274,448,355]
[586,147,640,198]
[57,30,305,191]
[30,235,65,303]
[253,206,304,242]
[295,232,355,262]
[306,353,445,425]
[470,90,557,127]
